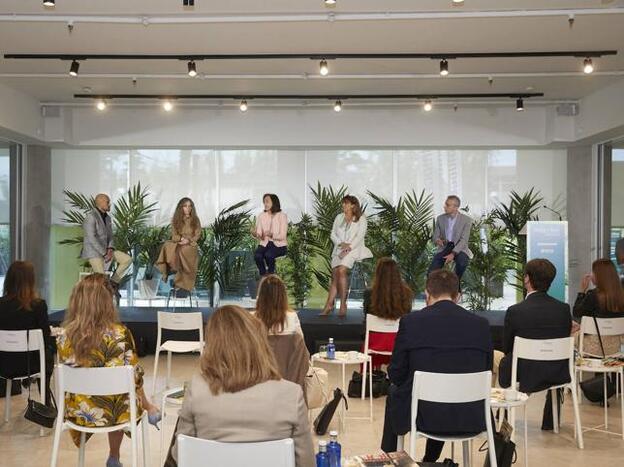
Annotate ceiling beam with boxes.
[73,93,544,100]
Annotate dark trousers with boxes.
[254,241,287,276]
[428,251,470,280]
[381,386,445,462]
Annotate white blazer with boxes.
[330,213,373,269]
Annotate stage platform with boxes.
[49,307,507,357]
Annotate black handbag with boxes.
[313,387,348,435]
[579,315,617,403]
[480,432,516,467]
[23,330,57,429]
[347,370,390,398]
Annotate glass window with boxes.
[0,142,10,287]
[611,147,624,273]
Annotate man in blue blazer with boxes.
[381,269,493,462]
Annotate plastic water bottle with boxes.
[327,431,342,467]
[316,440,330,467]
[327,338,336,360]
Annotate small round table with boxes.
[311,351,374,431]
[490,388,529,467]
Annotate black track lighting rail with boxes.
[5,51,617,61]
[74,93,544,100]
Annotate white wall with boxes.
[0,82,43,142]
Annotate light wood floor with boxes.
[2,353,623,466]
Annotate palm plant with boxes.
[196,200,253,306]
[58,190,96,247]
[112,183,158,256]
[309,183,348,291]
[491,189,543,292]
[278,214,316,307]
[366,190,434,295]
[137,226,170,280]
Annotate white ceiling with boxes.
[0,0,623,103]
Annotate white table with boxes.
[491,388,529,467]
[311,351,373,431]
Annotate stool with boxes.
[166,286,199,311]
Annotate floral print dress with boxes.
[56,323,145,446]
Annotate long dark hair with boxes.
[592,258,624,312]
[370,257,413,320]
[263,193,282,214]
[342,195,362,222]
[255,274,290,333]
[172,197,201,233]
[3,261,40,311]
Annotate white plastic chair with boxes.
[159,386,185,464]
[361,314,400,412]
[511,336,584,449]
[177,434,295,467]
[403,370,497,467]
[151,311,204,396]
[576,316,624,437]
[0,329,46,432]
[50,365,150,467]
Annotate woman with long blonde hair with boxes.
[156,197,202,292]
[253,274,302,336]
[57,274,160,467]
[171,305,314,467]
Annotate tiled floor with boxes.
[2,353,623,467]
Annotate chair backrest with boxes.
[579,316,624,356]
[412,370,491,404]
[364,314,400,355]
[177,435,295,467]
[511,336,574,389]
[0,329,44,352]
[157,311,204,345]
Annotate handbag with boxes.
[480,432,517,467]
[347,370,390,398]
[306,366,330,410]
[579,315,617,403]
[23,330,57,429]
[313,387,348,435]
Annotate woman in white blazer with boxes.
[320,195,372,317]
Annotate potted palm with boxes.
[136,226,170,299]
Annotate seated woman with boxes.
[171,305,314,467]
[0,261,55,406]
[156,197,202,293]
[252,193,289,276]
[363,257,413,368]
[253,274,303,336]
[574,258,624,356]
[57,274,160,467]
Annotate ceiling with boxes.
[1,0,623,104]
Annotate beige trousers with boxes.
[88,250,132,283]
[492,350,505,387]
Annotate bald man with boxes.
[81,193,132,286]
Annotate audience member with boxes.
[57,274,160,467]
[497,259,572,431]
[0,261,55,405]
[363,257,413,368]
[171,305,314,467]
[380,270,493,463]
[573,258,624,355]
[253,274,303,336]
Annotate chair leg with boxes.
[4,378,10,422]
[78,432,86,467]
[603,374,608,430]
[462,440,471,467]
[142,417,150,467]
[131,424,138,467]
[451,442,455,460]
[361,357,367,401]
[368,359,373,421]
[396,435,404,451]
[569,383,584,449]
[523,404,528,467]
[160,397,167,465]
[620,370,624,440]
[551,389,559,434]
[166,351,172,390]
[50,421,62,467]
[39,374,46,437]
[151,349,160,397]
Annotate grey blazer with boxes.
[172,375,315,467]
[433,212,474,259]
[81,209,114,260]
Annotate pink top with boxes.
[255,211,288,247]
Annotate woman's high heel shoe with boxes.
[106,456,123,467]
[148,410,162,431]
[318,305,334,317]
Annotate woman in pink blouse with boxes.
[252,194,289,276]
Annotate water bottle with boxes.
[316,440,330,467]
[327,431,342,467]
[327,338,336,360]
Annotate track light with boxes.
[319,59,329,76]
[69,60,80,77]
[187,61,197,77]
[516,98,524,111]
[439,59,449,76]
[95,99,107,111]
[162,100,174,112]
[43,0,55,6]
[423,100,433,112]
[333,100,342,112]
[183,0,195,5]
[239,100,248,112]
[583,57,594,74]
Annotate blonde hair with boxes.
[255,275,291,333]
[62,274,119,365]
[200,305,280,395]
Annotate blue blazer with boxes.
[388,300,493,436]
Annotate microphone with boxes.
[542,205,563,221]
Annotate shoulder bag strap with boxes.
[591,311,607,358]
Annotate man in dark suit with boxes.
[381,270,493,462]
[498,258,572,430]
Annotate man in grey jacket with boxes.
[427,195,473,281]
[81,193,132,286]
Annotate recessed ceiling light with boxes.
[583,57,594,74]
[319,59,329,76]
